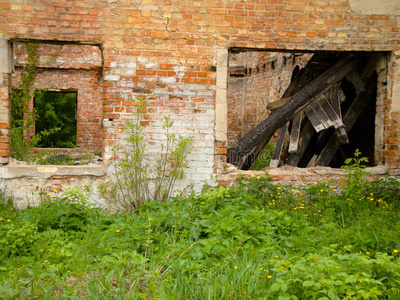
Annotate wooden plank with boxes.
[289,112,302,153]
[345,69,365,94]
[269,122,289,168]
[304,102,326,132]
[335,126,349,144]
[286,120,315,166]
[313,100,333,128]
[328,85,349,143]
[227,54,360,169]
[319,94,343,128]
[315,77,375,166]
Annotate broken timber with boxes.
[315,77,376,166]
[228,54,360,170]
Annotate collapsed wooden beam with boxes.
[228,54,360,170]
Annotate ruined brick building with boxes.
[0,0,399,204]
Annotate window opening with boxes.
[226,50,384,170]
[34,91,77,148]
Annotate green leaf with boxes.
[281,282,288,292]
[270,283,280,292]
[303,281,315,287]
[328,290,337,300]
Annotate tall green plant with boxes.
[99,100,193,213]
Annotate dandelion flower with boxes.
[7,219,11,222]
[234,266,238,270]
[277,187,281,190]
[52,195,56,198]
[274,255,279,258]
[267,275,272,279]
[366,252,370,255]
[263,269,266,272]
[393,250,399,254]
[116,230,120,233]
[0,218,2,221]
[54,190,58,193]
[47,193,51,196]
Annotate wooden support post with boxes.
[270,122,289,168]
[289,112,302,153]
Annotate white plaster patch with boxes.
[173,65,185,77]
[349,0,400,14]
[160,77,177,83]
[392,81,400,112]
[105,74,121,81]
[145,62,157,68]
[83,55,92,62]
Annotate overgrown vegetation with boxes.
[1,170,399,299]
[34,91,77,148]
[250,141,275,170]
[99,100,194,213]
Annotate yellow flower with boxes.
[54,190,58,193]
[0,218,3,221]
[52,195,56,198]
[234,266,238,270]
[7,219,11,222]
[116,230,120,233]
[267,275,272,279]
[366,252,370,255]
[274,255,279,258]
[277,187,281,190]
[263,269,266,272]
[47,193,51,196]
[393,250,399,254]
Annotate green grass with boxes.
[0,173,399,299]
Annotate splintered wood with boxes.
[228,53,377,170]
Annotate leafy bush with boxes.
[99,100,193,213]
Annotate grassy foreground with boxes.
[0,174,400,299]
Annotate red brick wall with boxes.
[11,43,103,152]
[0,0,399,177]
[0,74,10,163]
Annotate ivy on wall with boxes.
[10,43,77,161]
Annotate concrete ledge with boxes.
[0,164,107,179]
[219,164,391,186]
